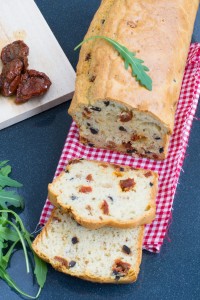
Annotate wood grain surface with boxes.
[0,0,75,130]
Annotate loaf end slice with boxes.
[32,208,144,283]
[48,158,158,229]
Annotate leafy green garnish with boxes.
[75,35,152,91]
[0,161,48,299]
[0,190,24,209]
[0,165,11,176]
[0,173,22,188]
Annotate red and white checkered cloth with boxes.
[40,43,200,253]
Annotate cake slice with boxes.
[32,208,144,283]
[48,158,158,229]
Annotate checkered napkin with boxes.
[39,43,200,253]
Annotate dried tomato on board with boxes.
[0,58,23,96]
[15,70,51,103]
[1,40,29,71]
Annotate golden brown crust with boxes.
[32,209,144,283]
[48,158,158,229]
[69,0,199,133]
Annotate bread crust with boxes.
[48,159,158,229]
[69,0,199,156]
[32,208,144,283]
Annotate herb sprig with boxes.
[0,161,47,299]
[75,35,152,91]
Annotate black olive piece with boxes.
[119,126,127,132]
[115,276,121,281]
[122,245,131,255]
[108,196,114,201]
[71,237,79,244]
[85,53,91,61]
[150,182,154,187]
[88,143,95,147]
[104,101,110,106]
[89,75,96,82]
[69,261,76,268]
[159,147,164,153]
[126,149,136,154]
[145,151,152,154]
[155,137,161,140]
[87,123,91,126]
[71,195,77,200]
[113,270,119,276]
[90,106,101,112]
[90,128,99,134]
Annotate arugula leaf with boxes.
[0,165,12,176]
[0,161,9,168]
[75,35,152,91]
[1,239,20,270]
[0,162,47,299]
[0,266,40,299]
[0,225,19,242]
[0,190,24,209]
[0,174,22,188]
[33,252,48,288]
[25,231,48,289]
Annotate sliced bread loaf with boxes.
[48,158,158,229]
[32,208,144,283]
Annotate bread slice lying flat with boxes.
[32,208,144,283]
[48,158,158,229]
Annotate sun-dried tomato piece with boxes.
[15,69,51,103]
[120,178,135,192]
[79,186,92,193]
[54,256,68,268]
[119,111,133,122]
[112,259,131,276]
[122,141,133,150]
[100,200,109,215]
[1,40,29,71]
[144,171,152,178]
[0,58,23,96]
[106,141,116,149]
[86,174,93,181]
[82,107,92,119]
[131,134,141,141]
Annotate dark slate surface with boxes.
[0,1,200,299]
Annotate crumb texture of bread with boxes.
[68,0,199,159]
[48,159,158,229]
[32,208,144,283]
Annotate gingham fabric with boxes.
[40,43,200,253]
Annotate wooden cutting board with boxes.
[0,0,75,130]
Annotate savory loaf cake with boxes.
[68,0,199,160]
[32,208,144,283]
[48,158,158,229]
